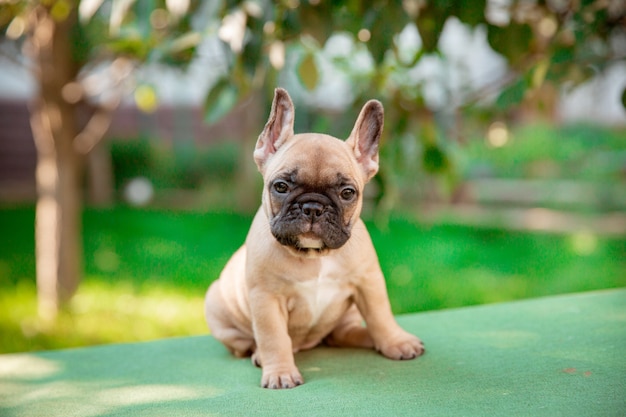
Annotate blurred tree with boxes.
[1,0,623,316]
[0,0,200,319]
[206,0,624,213]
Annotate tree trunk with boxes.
[87,140,114,206]
[235,92,265,212]
[28,5,82,320]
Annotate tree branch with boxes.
[73,97,120,154]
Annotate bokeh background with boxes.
[0,0,625,353]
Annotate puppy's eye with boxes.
[340,187,356,201]
[273,181,289,194]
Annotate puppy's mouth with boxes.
[275,230,328,257]
[298,232,324,249]
[291,232,327,256]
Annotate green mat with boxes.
[1,289,625,416]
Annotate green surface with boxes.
[1,289,625,416]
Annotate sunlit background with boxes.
[0,0,624,353]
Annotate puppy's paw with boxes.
[251,351,262,368]
[261,366,304,389]
[378,333,425,360]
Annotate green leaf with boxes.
[455,0,486,26]
[496,77,527,109]
[422,144,449,174]
[106,36,151,60]
[297,53,319,91]
[133,0,155,39]
[415,6,447,52]
[293,2,336,45]
[487,23,533,68]
[365,2,408,64]
[71,20,92,65]
[551,45,575,65]
[204,80,239,124]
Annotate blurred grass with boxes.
[110,139,240,190]
[459,124,626,181]
[1,206,624,354]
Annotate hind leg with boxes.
[325,304,374,349]
[204,281,256,358]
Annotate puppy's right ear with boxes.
[254,88,295,173]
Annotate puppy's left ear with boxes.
[346,99,383,181]
[254,88,295,173]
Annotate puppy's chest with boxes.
[290,262,352,328]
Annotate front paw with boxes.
[261,366,304,389]
[379,333,424,360]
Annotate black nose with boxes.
[302,201,324,219]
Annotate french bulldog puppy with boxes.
[204,88,424,389]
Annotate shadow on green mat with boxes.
[1,290,625,416]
